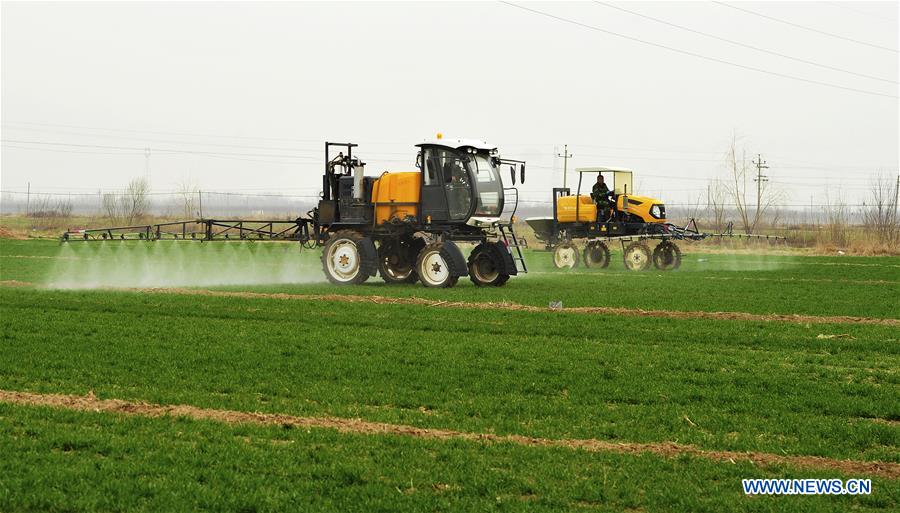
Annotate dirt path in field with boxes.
[1,390,897,479]
[0,280,34,287]
[144,287,900,327]
[528,271,899,286]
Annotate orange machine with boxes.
[371,172,420,224]
[555,195,597,223]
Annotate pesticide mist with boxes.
[44,241,325,289]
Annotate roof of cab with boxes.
[575,166,634,173]
[416,137,496,151]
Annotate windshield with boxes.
[470,153,503,217]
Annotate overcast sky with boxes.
[2,1,898,209]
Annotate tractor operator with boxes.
[591,173,612,221]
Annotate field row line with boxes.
[144,287,900,326]
[2,389,896,479]
[2,281,896,325]
[527,271,900,286]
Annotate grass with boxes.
[1,287,898,462]
[1,403,897,513]
[0,237,898,512]
[2,239,899,318]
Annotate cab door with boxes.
[420,147,450,222]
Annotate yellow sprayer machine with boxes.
[525,167,784,271]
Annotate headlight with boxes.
[651,204,664,219]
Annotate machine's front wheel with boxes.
[416,242,461,288]
[583,241,610,269]
[468,243,510,287]
[623,242,652,271]
[321,230,377,285]
[552,243,580,269]
[653,241,682,270]
[378,237,424,284]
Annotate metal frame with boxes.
[63,218,321,244]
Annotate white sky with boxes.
[1,1,898,209]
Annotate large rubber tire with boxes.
[416,242,463,288]
[321,230,377,285]
[623,242,652,271]
[378,237,424,284]
[552,243,580,269]
[468,243,511,287]
[653,241,682,271]
[583,241,610,269]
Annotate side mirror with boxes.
[509,165,516,185]
[415,152,422,169]
[520,164,526,184]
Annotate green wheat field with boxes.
[1,238,898,512]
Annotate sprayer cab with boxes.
[315,138,526,233]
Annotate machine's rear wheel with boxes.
[468,243,510,287]
[652,241,682,270]
[583,241,610,269]
[321,230,377,285]
[552,243,580,269]
[623,242,652,271]
[378,237,424,284]
[416,242,461,288]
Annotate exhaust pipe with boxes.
[352,163,365,201]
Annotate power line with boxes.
[824,2,899,24]
[594,1,897,84]
[500,2,897,99]
[0,139,319,160]
[1,120,324,144]
[499,2,898,99]
[0,143,143,156]
[713,1,899,54]
[1,123,323,154]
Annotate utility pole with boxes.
[752,153,769,231]
[557,144,573,189]
[25,182,30,217]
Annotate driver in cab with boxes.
[591,173,612,221]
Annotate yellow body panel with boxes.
[555,195,597,223]
[617,194,666,223]
[372,172,421,224]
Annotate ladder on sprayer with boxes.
[499,223,528,274]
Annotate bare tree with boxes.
[100,177,150,223]
[26,194,52,217]
[822,190,849,248]
[863,173,899,246]
[176,179,199,219]
[122,177,150,224]
[707,178,728,232]
[102,193,120,220]
[54,198,73,219]
[722,134,781,234]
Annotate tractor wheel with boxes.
[623,242,652,271]
[583,241,610,269]
[653,241,682,271]
[468,243,510,287]
[552,243,580,269]
[416,242,462,288]
[321,230,377,285]
[378,237,424,284]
